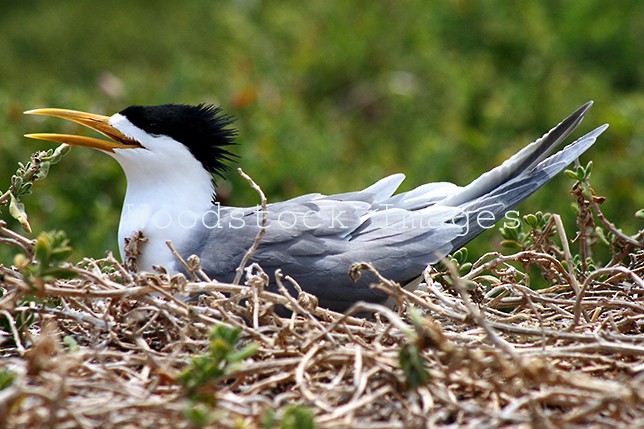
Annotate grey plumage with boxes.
[181,102,607,312]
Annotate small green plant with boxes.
[565,160,594,198]
[0,292,37,347]
[279,405,316,429]
[447,247,472,275]
[63,335,80,352]
[259,405,316,429]
[499,211,553,250]
[398,310,431,390]
[14,230,77,286]
[0,368,15,390]
[182,403,217,427]
[398,342,430,390]
[0,144,70,233]
[180,324,257,405]
[433,248,481,293]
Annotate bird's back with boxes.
[182,104,607,313]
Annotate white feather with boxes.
[108,113,214,271]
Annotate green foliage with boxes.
[279,405,316,429]
[182,403,216,428]
[178,328,314,428]
[259,405,316,429]
[63,335,80,352]
[0,368,15,390]
[16,230,77,284]
[1,145,70,233]
[563,254,598,274]
[260,409,276,429]
[499,211,553,250]
[398,310,431,390]
[447,248,473,276]
[565,160,594,183]
[3,229,74,342]
[566,160,597,203]
[435,248,480,290]
[398,343,431,390]
[179,324,257,405]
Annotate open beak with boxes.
[24,108,142,152]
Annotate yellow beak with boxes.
[24,108,141,152]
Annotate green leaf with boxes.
[523,213,538,229]
[11,175,23,191]
[564,169,579,181]
[34,233,53,264]
[180,324,257,402]
[459,262,472,275]
[183,403,215,426]
[585,160,593,178]
[261,409,276,429]
[63,335,80,352]
[227,344,258,362]
[594,227,610,246]
[281,405,315,429]
[399,343,430,389]
[499,226,518,241]
[19,182,33,195]
[34,161,50,181]
[9,193,31,233]
[0,368,15,390]
[451,248,468,265]
[500,240,523,250]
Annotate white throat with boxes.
[108,114,214,272]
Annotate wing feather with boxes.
[179,103,606,313]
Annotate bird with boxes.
[25,102,607,313]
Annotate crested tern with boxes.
[25,102,608,312]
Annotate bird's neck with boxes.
[117,166,214,273]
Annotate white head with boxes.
[25,104,238,271]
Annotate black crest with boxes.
[119,103,237,178]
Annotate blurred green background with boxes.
[1,0,643,265]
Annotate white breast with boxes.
[108,113,215,272]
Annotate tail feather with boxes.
[441,101,594,207]
[448,123,608,250]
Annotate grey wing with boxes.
[184,174,466,312]
[183,102,607,313]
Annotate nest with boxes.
[1,218,643,429]
[1,160,643,428]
